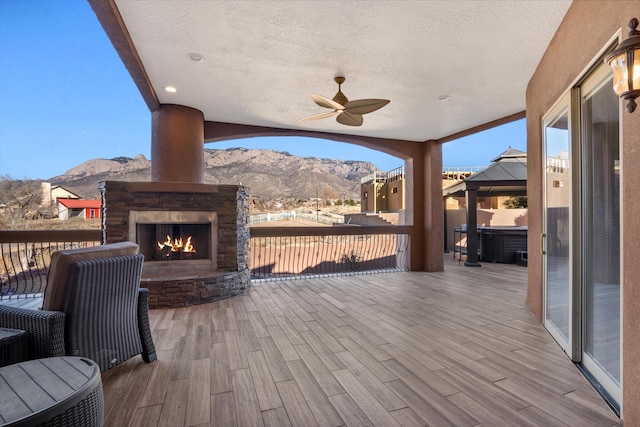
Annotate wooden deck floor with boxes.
[102,258,620,426]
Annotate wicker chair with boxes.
[0,243,156,371]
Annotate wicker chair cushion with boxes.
[43,242,139,311]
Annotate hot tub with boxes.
[479,226,528,264]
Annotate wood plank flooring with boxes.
[101,258,620,426]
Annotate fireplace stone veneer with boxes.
[100,181,250,308]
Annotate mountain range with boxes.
[49,148,382,202]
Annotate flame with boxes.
[157,235,196,254]
[183,236,195,253]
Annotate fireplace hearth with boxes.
[100,181,250,308]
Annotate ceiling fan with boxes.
[299,77,390,126]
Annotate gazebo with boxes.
[443,147,527,266]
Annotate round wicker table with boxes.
[0,328,27,368]
[0,356,103,426]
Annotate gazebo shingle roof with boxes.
[443,147,527,197]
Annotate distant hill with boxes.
[49,148,381,202]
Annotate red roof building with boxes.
[57,199,102,220]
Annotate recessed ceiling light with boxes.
[188,53,204,62]
[438,95,450,101]
[165,86,177,93]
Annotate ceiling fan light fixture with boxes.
[298,76,390,126]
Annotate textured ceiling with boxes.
[110,0,572,142]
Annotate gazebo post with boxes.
[465,187,481,267]
[443,198,449,253]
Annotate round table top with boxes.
[0,328,26,341]
[0,356,102,427]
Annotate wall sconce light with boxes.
[605,18,640,113]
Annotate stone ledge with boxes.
[142,269,251,309]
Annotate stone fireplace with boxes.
[100,181,250,308]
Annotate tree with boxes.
[0,176,48,229]
[321,187,338,200]
[503,196,528,209]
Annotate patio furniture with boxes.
[0,328,27,368]
[0,356,103,426]
[452,226,483,262]
[0,242,156,371]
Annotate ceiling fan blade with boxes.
[311,93,345,110]
[298,111,339,122]
[336,111,363,126]
[344,98,390,115]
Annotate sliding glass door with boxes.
[542,61,620,407]
[543,96,572,355]
[580,63,620,404]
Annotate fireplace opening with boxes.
[137,223,211,262]
[128,210,218,279]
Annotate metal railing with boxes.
[250,225,410,280]
[360,171,388,184]
[0,230,102,300]
[442,166,485,174]
[1,226,410,296]
[360,166,407,185]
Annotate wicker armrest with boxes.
[0,305,65,361]
[137,288,157,363]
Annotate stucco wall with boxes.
[526,1,640,422]
[386,180,404,212]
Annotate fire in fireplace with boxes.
[157,233,195,258]
[128,210,217,278]
[137,223,211,262]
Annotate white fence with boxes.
[249,211,344,226]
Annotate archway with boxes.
[202,120,444,272]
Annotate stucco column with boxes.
[425,142,444,271]
[151,104,204,183]
[406,141,444,272]
[464,188,481,266]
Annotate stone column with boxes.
[151,104,204,183]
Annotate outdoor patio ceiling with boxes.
[90,0,572,143]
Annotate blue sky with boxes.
[0,0,526,180]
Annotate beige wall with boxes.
[360,182,377,212]
[386,179,404,212]
[361,177,405,213]
[526,1,640,423]
[50,186,79,202]
[445,195,519,210]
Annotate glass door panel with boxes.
[543,98,572,354]
[580,65,620,404]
